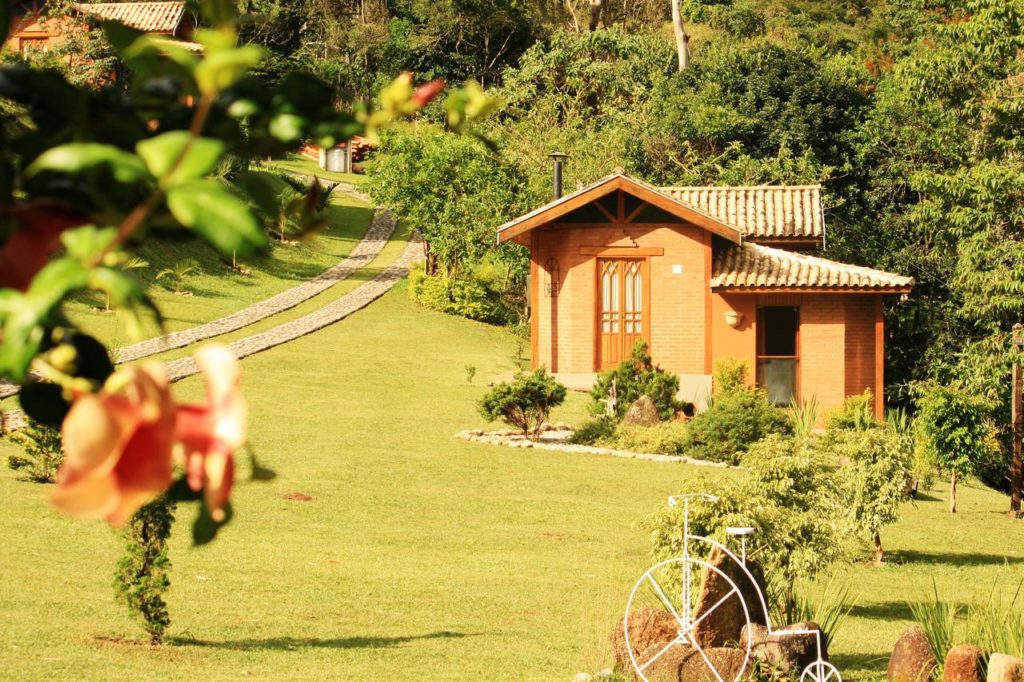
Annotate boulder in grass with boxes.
[988,653,1024,682]
[636,641,696,681]
[677,647,748,682]
[942,644,984,682]
[691,545,769,648]
[624,395,660,426]
[740,621,827,674]
[887,625,937,682]
[611,608,678,669]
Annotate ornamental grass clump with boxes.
[478,369,567,438]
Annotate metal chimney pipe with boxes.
[550,151,568,200]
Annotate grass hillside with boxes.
[1,283,1022,680]
[65,175,374,351]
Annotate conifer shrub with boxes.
[114,497,176,644]
[589,342,683,421]
[6,420,63,483]
[479,369,567,437]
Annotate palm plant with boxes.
[102,257,148,311]
[155,258,201,295]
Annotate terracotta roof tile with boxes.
[74,2,185,33]
[712,243,914,291]
[662,185,824,242]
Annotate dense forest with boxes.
[32,0,1024,484]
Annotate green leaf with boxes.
[136,132,225,187]
[60,226,117,261]
[26,144,149,184]
[194,45,264,95]
[166,180,267,256]
[0,298,44,383]
[25,259,91,312]
[192,501,233,546]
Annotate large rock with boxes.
[611,608,678,669]
[678,647,749,682]
[942,644,983,682]
[988,653,1024,682]
[691,546,769,648]
[636,641,697,681]
[740,621,828,674]
[887,625,937,682]
[624,395,661,426]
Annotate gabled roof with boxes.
[73,2,186,33]
[712,243,914,292]
[661,185,824,243]
[496,174,744,245]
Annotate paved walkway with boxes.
[2,233,421,431]
[0,195,392,401]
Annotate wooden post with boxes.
[1012,361,1022,515]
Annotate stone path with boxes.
[0,196,393,401]
[2,233,421,431]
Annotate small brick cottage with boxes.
[496,172,914,417]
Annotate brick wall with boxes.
[844,295,877,399]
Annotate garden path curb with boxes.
[0,193,391,401]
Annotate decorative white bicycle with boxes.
[624,494,840,682]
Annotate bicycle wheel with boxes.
[800,661,841,682]
[624,557,752,682]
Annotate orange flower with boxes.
[53,363,176,526]
[175,346,247,522]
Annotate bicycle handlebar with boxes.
[667,493,719,507]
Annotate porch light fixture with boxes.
[545,258,560,297]
[1013,322,1024,351]
[724,310,744,328]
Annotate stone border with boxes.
[455,428,736,468]
[0,189,390,401]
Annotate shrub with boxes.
[608,422,689,455]
[915,381,1001,513]
[642,434,847,611]
[569,416,616,445]
[7,420,64,483]
[408,263,514,324]
[681,387,791,465]
[713,357,749,395]
[114,497,175,644]
[479,369,567,437]
[826,390,877,431]
[590,342,682,421]
[829,427,911,563]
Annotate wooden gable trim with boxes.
[496,175,743,245]
[579,246,664,257]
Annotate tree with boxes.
[366,125,526,277]
[916,382,1000,513]
[671,0,689,71]
[478,369,567,437]
[831,428,911,563]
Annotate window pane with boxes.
[762,307,798,356]
[757,359,797,405]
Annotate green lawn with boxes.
[263,154,369,186]
[65,190,374,351]
[1,285,1023,680]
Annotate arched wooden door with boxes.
[597,258,649,371]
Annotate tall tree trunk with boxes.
[950,470,958,513]
[588,0,604,31]
[672,0,689,71]
[873,531,884,564]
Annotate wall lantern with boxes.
[1013,322,1024,351]
[545,258,560,297]
[724,310,744,328]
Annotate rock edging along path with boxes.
[1,232,422,431]
[0,203,395,401]
[455,428,737,468]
